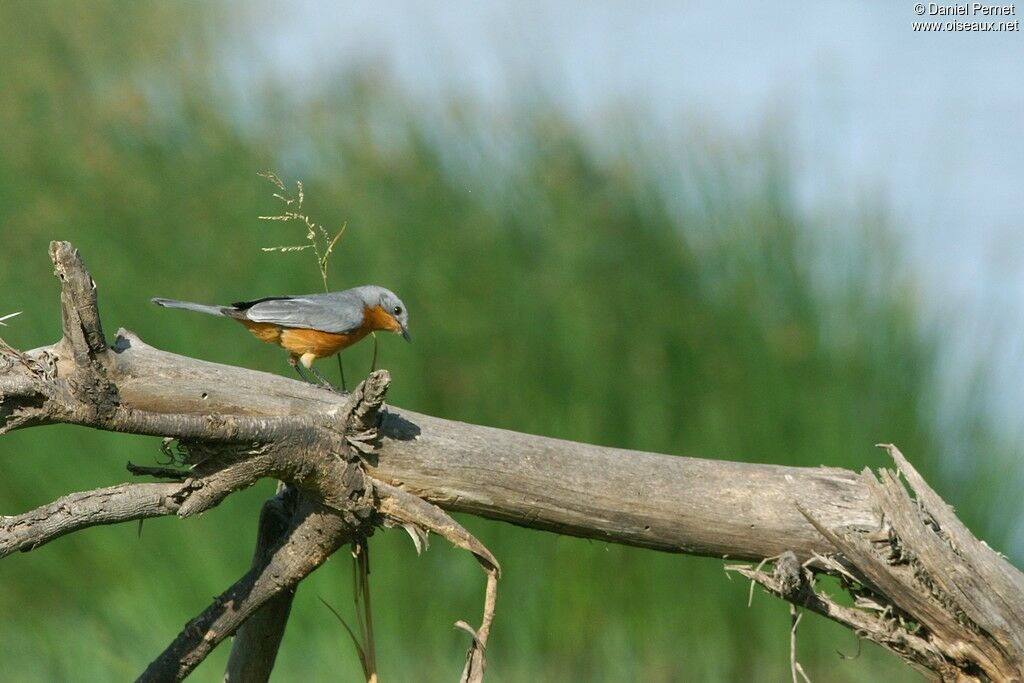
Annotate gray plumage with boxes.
[152,285,411,338]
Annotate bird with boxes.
[152,286,411,388]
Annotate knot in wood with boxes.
[68,373,121,423]
[330,456,377,531]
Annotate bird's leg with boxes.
[288,354,340,392]
[307,363,340,392]
[285,354,327,388]
[289,356,315,384]
[295,352,341,392]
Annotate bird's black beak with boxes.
[401,326,412,343]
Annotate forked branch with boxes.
[1,242,1023,681]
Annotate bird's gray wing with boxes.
[239,292,365,334]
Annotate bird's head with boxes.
[373,287,412,342]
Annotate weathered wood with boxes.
[0,483,182,557]
[734,447,1024,681]
[224,484,300,683]
[138,498,356,683]
[27,328,879,562]
[2,240,1023,682]
[373,409,877,561]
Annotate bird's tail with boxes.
[151,297,229,317]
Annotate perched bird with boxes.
[152,286,411,387]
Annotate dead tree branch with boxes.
[223,484,300,683]
[1,241,1023,681]
[0,482,182,557]
[139,497,357,683]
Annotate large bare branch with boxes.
[6,324,876,562]
[2,241,1023,681]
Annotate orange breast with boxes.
[279,327,367,358]
[237,319,357,358]
[239,320,283,344]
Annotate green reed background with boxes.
[0,2,1016,681]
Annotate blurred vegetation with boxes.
[0,2,1016,681]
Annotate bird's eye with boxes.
[393,306,402,315]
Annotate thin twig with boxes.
[337,355,348,392]
[354,539,377,680]
[790,605,810,683]
[257,172,351,390]
[745,555,776,607]
[319,596,372,681]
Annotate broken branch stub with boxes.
[729,445,1024,681]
